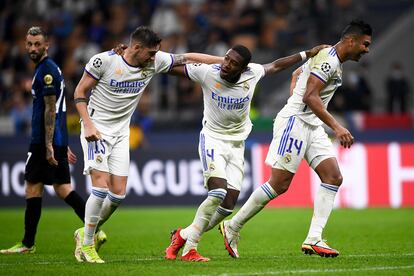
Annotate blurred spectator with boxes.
[342,66,372,111]
[386,62,410,113]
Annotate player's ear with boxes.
[133,42,142,52]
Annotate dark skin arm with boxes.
[44,95,58,166]
[303,75,354,148]
[263,45,329,75]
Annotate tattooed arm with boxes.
[173,53,223,66]
[44,94,58,166]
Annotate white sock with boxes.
[84,187,108,245]
[98,191,126,228]
[205,206,233,232]
[306,183,339,241]
[181,188,227,255]
[229,182,277,233]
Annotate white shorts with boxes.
[265,115,335,173]
[80,124,130,176]
[198,131,245,191]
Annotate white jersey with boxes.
[278,47,343,126]
[84,50,173,135]
[185,63,265,141]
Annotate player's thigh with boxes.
[198,132,228,188]
[265,115,308,174]
[108,134,130,177]
[305,126,336,171]
[80,126,112,175]
[226,140,245,191]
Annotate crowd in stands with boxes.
[0,0,411,136]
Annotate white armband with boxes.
[300,51,307,61]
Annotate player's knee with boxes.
[323,173,343,186]
[25,183,43,198]
[53,184,72,199]
[268,178,290,195]
[110,185,126,195]
[221,189,239,209]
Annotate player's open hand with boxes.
[113,44,128,55]
[67,146,77,165]
[307,44,331,57]
[84,123,102,142]
[46,144,58,166]
[334,125,354,149]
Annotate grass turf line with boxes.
[0,208,413,275]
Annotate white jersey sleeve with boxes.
[155,51,174,73]
[247,63,266,80]
[185,63,210,83]
[85,52,111,80]
[309,50,338,83]
[278,47,343,126]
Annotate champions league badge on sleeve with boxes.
[321,62,331,73]
[93,58,103,68]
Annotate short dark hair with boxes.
[130,26,162,48]
[341,20,372,39]
[27,26,48,40]
[231,45,252,67]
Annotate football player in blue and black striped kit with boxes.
[0,27,106,254]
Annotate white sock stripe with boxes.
[107,191,125,204]
[208,189,227,201]
[261,183,276,200]
[321,183,339,192]
[216,206,233,216]
[91,188,108,199]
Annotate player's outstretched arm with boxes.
[303,75,354,149]
[263,44,329,75]
[173,53,223,66]
[74,72,101,142]
[111,44,223,65]
[168,65,187,77]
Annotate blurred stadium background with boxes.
[0,0,414,208]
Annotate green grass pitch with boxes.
[0,208,413,275]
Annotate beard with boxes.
[29,50,44,63]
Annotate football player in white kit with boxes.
[220,20,372,258]
[72,26,223,263]
[164,44,328,261]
